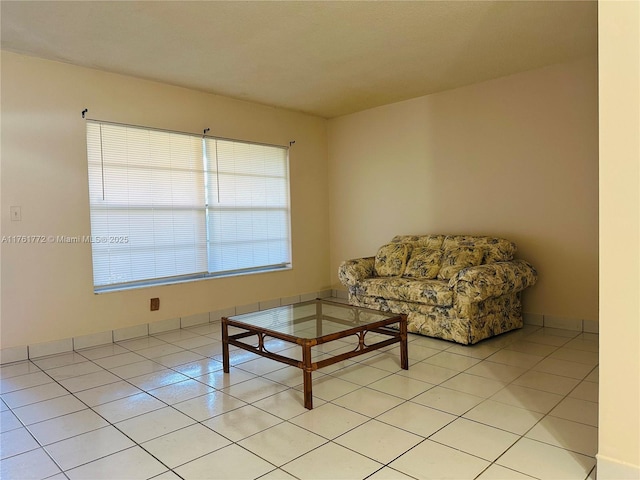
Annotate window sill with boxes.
[94,265,292,294]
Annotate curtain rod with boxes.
[81,109,294,150]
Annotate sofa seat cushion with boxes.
[356,277,453,306]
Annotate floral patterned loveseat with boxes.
[338,234,538,344]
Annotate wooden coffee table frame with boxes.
[222,300,408,409]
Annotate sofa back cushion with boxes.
[403,248,443,279]
[437,246,484,280]
[375,243,412,277]
[391,234,445,250]
[443,235,516,263]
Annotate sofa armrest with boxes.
[338,257,376,286]
[449,259,538,302]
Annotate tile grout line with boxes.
[1,318,598,480]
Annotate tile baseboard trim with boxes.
[332,288,349,300]
[523,312,544,326]
[0,345,29,364]
[0,290,333,365]
[597,454,640,480]
[523,312,599,333]
[28,338,73,359]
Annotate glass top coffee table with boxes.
[221,299,408,409]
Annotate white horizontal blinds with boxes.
[86,122,207,287]
[206,138,291,274]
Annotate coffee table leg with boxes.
[222,317,230,373]
[400,315,409,370]
[302,342,313,409]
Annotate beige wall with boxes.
[2,9,638,476]
[328,57,599,322]
[598,0,640,477]
[0,51,330,348]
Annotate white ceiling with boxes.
[1,1,597,119]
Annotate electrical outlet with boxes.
[150,298,160,311]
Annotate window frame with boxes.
[85,120,292,293]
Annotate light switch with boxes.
[10,206,21,221]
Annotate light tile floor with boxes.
[1,311,598,480]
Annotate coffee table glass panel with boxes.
[222,299,408,409]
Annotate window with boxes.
[86,121,291,291]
